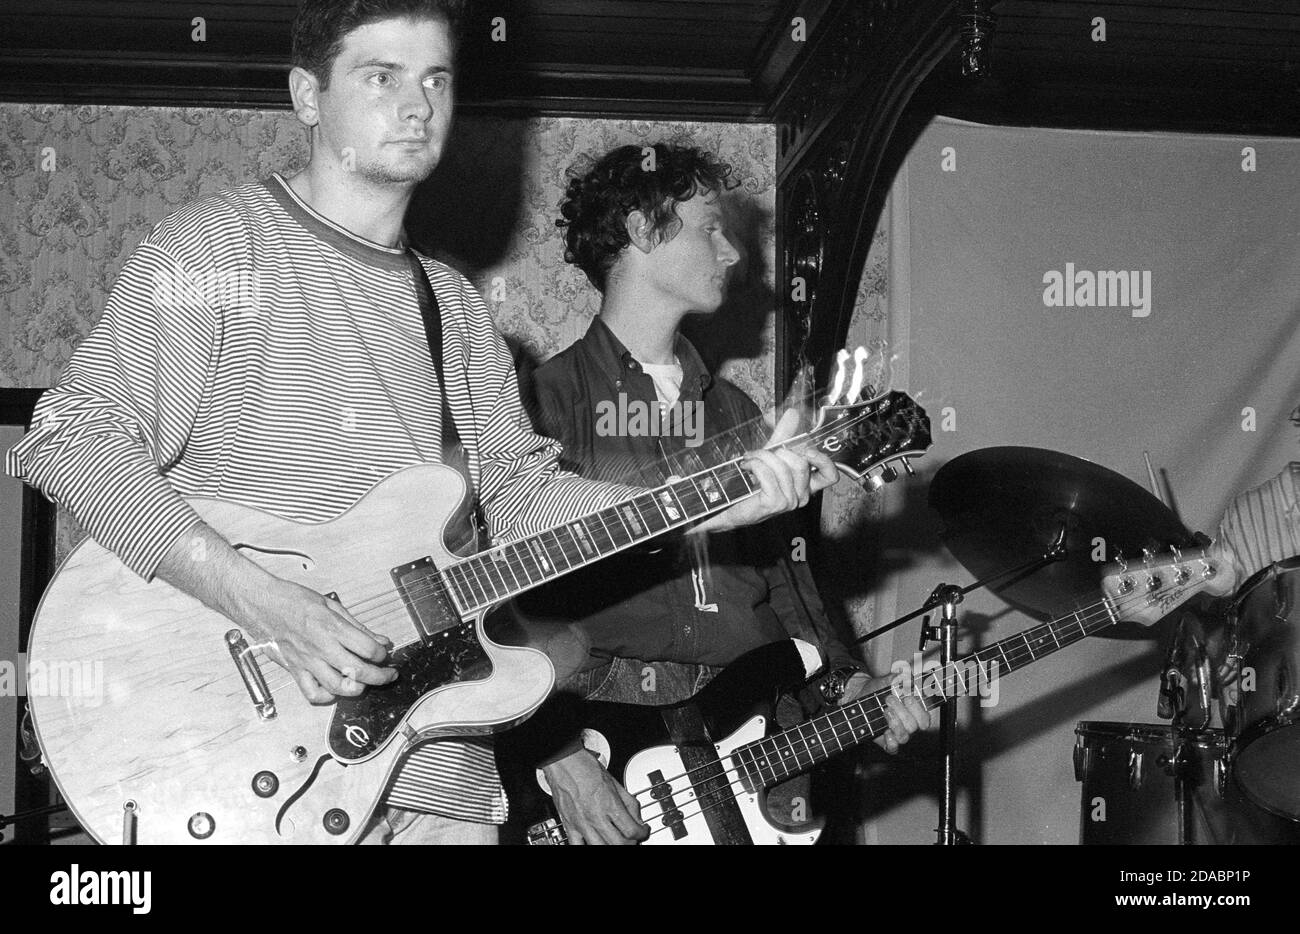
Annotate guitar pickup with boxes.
[226,629,276,720]
[390,556,461,643]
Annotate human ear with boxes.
[625,210,654,254]
[289,66,322,128]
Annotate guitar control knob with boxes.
[880,466,899,483]
[323,808,350,835]
[188,812,215,840]
[251,771,279,798]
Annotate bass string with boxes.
[613,584,1166,806]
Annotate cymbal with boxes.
[929,446,1195,623]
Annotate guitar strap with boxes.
[409,254,482,544]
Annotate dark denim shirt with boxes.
[517,316,856,704]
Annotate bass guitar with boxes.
[513,546,1239,844]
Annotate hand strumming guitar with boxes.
[541,747,648,845]
[155,521,397,703]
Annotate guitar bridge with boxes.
[226,629,276,720]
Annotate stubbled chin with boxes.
[358,156,440,185]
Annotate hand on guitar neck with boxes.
[841,672,932,754]
[691,407,839,536]
[155,520,398,704]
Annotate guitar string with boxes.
[253,458,764,694]
[612,583,1179,826]
[628,585,1183,841]
[279,402,895,623]
[543,589,1139,844]
[253,404,912,693]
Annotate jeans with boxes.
[358,807,499,845]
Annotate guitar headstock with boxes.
[803,348,932,488]
[1100,543,1241,626]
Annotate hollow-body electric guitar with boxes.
[513,547,1239,845]
[27,388,931,844]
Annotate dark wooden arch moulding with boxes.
[774,0,959,398]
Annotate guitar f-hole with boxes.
[225,629,277,720]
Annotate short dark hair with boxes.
[557,143,735,292]
[291,0,466,90]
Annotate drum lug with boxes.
[1214,754,1228,798]
[1127,749,1144,790]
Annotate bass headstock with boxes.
[1100,543,1240,627]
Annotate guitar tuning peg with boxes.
[1197,538,1218,578]
[1115,550,1128,572]
[858,470,886,492]
[1170,544,1183,563]
[899,457,915,477]
[1141,547,1155,565]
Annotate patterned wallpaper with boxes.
[0,103,786,558]
[0,104,777,405]
[0,104,890,640]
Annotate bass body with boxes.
[502,639,827,845]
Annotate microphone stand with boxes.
[855,527,1068,845]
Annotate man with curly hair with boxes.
[512,142,931,845]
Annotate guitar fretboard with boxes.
[433,390,927,619]
[440,456,759,616]
[729,596,1123,789]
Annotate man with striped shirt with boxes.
[1217,461,1300,586]
[8,0,837,844]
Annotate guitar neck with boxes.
[443,453,762,616]
[432,389,929,618]
[731,595,1126,789]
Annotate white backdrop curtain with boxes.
[856,117,1300,844]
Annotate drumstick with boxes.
[1143,451,1170,508]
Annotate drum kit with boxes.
[916,446,1300,845]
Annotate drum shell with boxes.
[1074,721,1299,845]
[1226,559,1300,819]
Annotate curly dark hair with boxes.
[292,0,467,90]
[557,143,736,292]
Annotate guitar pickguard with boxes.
[329,622,491,760]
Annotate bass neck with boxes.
[731,593,1132,790]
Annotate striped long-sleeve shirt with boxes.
[7,173,632,823]
[1217,462,1300,586]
